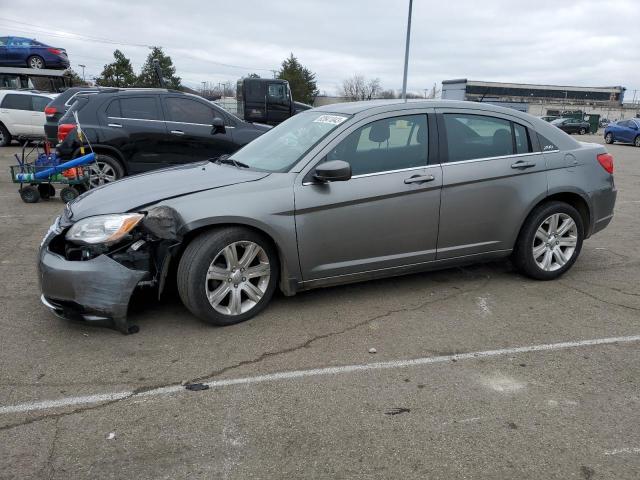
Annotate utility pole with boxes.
[201,81,206,95]
[423,88,428,99]
[401,0,413,101]
[78,64,86,81]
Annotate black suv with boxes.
[56,89,271,185]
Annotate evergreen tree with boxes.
[95,50,136,87]
[277,54,318,105]
[137,47,181,89]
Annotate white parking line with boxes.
[1,335,639,416]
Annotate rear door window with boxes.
[537,133,558,152]
[165,97,217,124]
[1,94,31,110]
[120,96,162,120]
[443,114,513,162]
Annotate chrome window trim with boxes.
[107,116,164,123]
[107,116,234,128]
[442,151,544,167]
[165,120,233,128]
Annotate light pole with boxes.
[401,0,413,101]
[78,64,86,81]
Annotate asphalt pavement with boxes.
[0,135,639,479]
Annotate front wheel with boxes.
[605,132,614,144]
[512,201,584,280]
[635,136,640,147]
[177,227,279,326]
[579,127,586,135]
[0,123,11,146]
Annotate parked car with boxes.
[44,87,111,143]
[39,100,617,334]
[0,36,69,69]
[0,90,56,146]
[56,88,271,186]
[551,117,590,134]
[604,119,640,147]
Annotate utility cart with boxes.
[10,141,96,203]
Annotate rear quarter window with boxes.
[537,133,558,152]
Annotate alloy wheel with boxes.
[635,137,640,147]
[29,57,44,69]
[0,130,4,143]
[205,241,270,315]
[89,161,117,187]
[532,213,578,272]
[605,133,613,144]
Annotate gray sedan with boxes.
[39,100,617,334]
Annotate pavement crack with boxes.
[558,281,640,312]
[43,418,60,480]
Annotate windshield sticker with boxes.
[313,115,347,125]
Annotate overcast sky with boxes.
[2,0,639,101]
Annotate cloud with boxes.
[2,0,638,99]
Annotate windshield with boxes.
[231,111,350,172]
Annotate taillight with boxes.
[44,106,57,116]
[597,153,614,174]
[57,123,76,142]
[47,48,62,55]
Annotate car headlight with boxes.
[65,213,144,246]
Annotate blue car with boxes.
[0,36,69,69]
[604,118,640,147]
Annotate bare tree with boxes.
[340,75,383,101]
[378,89,397,99]
[425,83,441,99]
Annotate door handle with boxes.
[511,161,536,169]
[108,123,122,128]
[170,130,184,135]
[404,174,435,184]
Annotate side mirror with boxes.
[314,160,351,183]
[212,117,225,134]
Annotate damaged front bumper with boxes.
[38,207,182,334]
[39,242,148,334]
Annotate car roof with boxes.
[0,89,56,97]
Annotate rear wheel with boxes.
[635,136,640,147]
[0,124,11,147]
[513,201,583,280]
[605,132,614,144]
[177,227,279,326]
[89,153,124,187]
[27,55,45,69]
[20,185,40,203]
[579,127,586,135]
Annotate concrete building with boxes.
[442,79,638,122]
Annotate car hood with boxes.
[66,161,270,221]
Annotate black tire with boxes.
[20,185,40,203]
[579,127,586,135]
[60,186,79,203]
[27,55,45,69]
[0,123,11,147]
[605,132,614,144]
[512,201,584,281]
[89,153,125,188]
[177,227,279,326]
[634,135,640,147]
[38,184,55,199]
